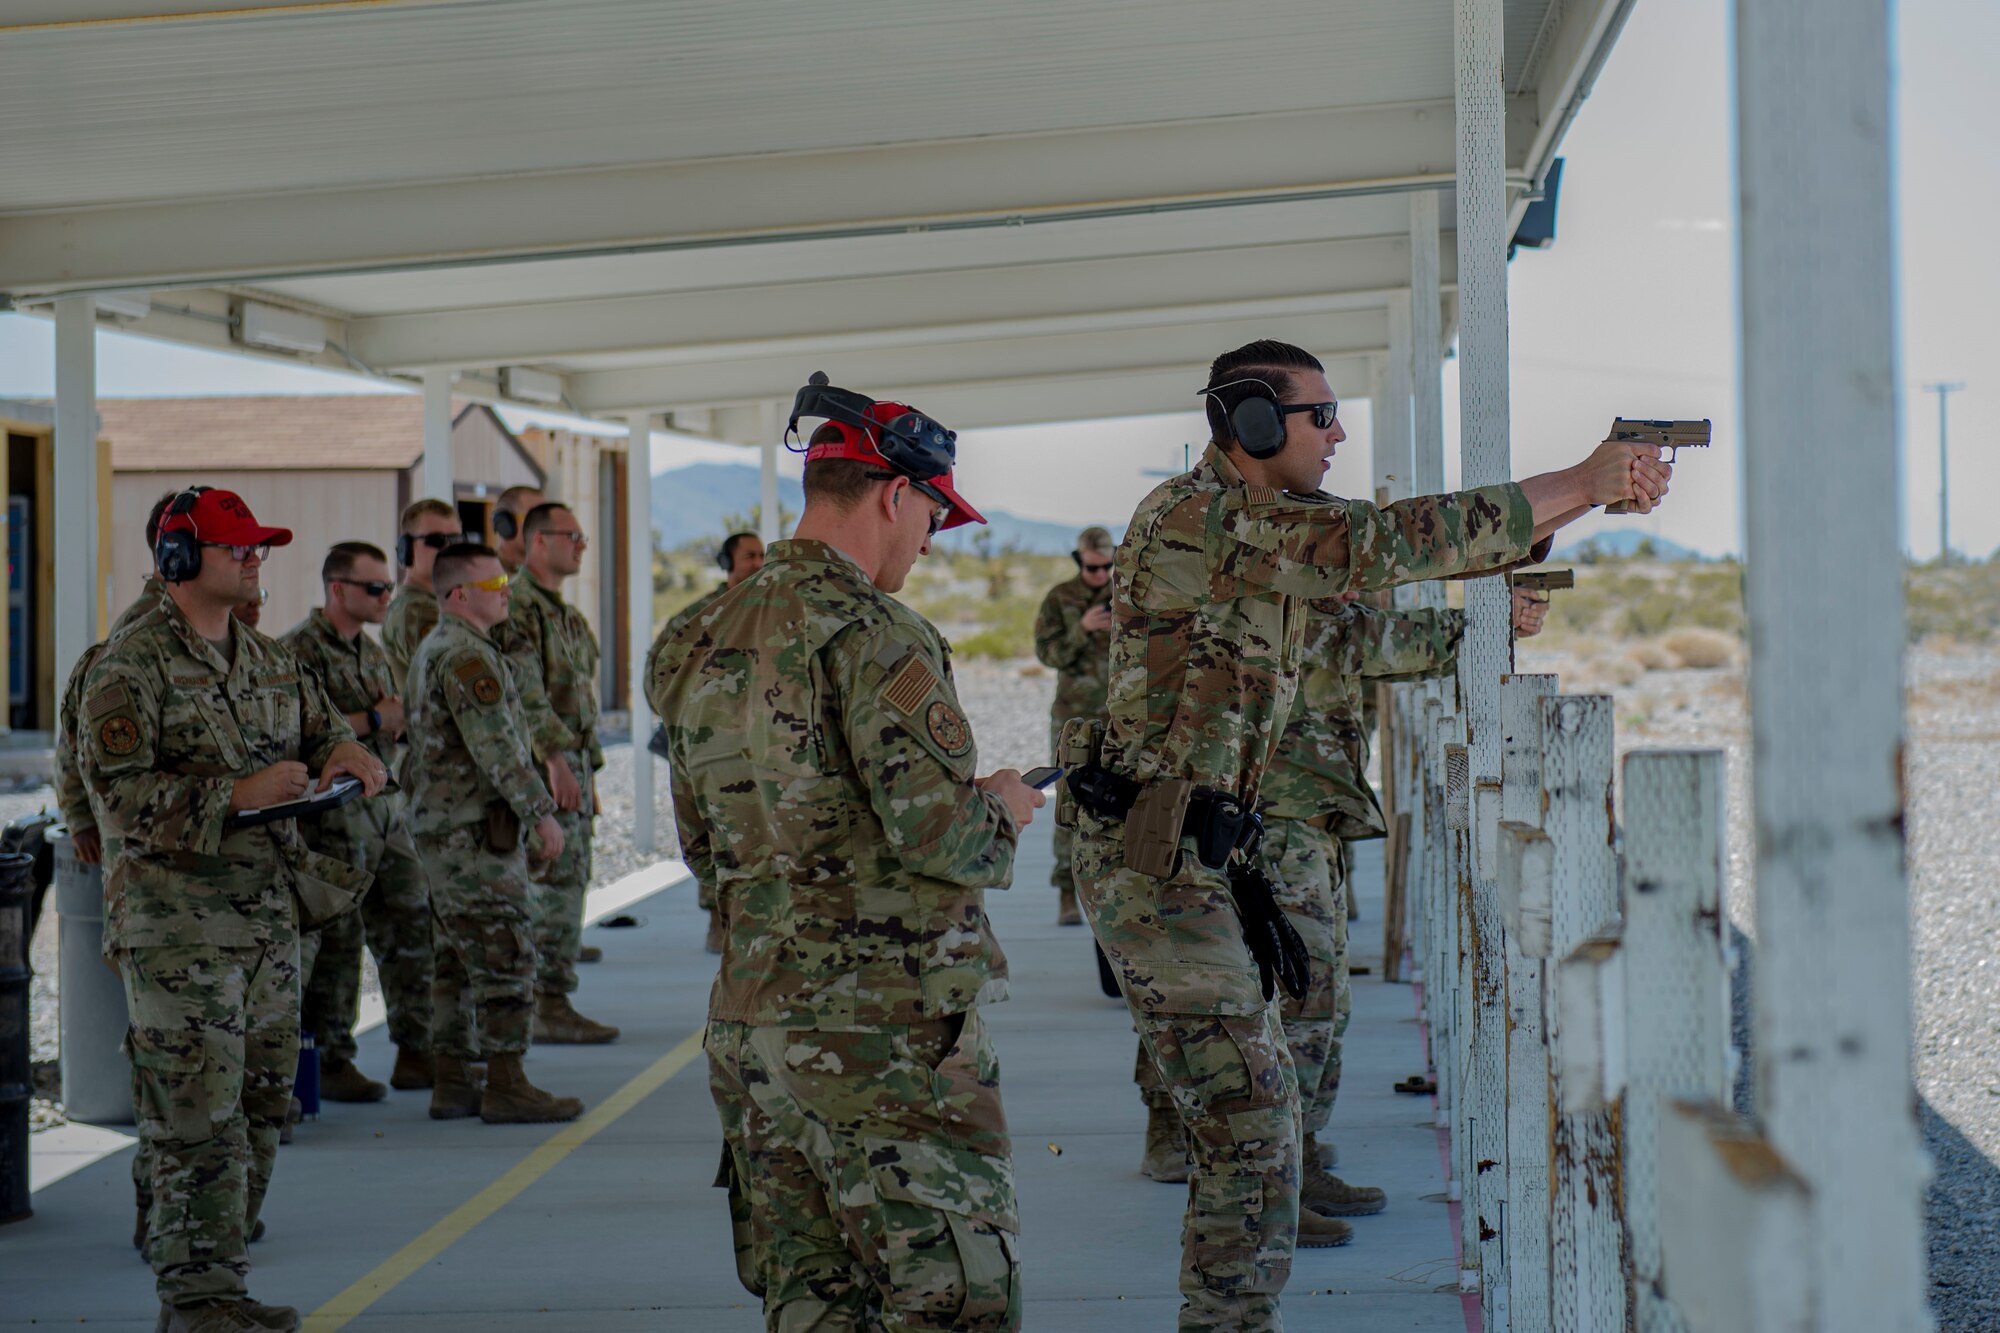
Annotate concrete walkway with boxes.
[2,822,1468,1331]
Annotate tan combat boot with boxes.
[160,1299,297,1332]
[1140,1103,1191,1183]
[389,1046,433,1091]
[1296,1208,1355,1247]
[319,1056,387,1103]
[1304,1131,1338,1170]
[1056,887,1083,926]
[1301,1164,1387,1217]
[428,1055,483,1121]
[479,1052,584,1125]
[533,992,619,1045]
[704,907,726,955]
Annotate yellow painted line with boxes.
[303,1029,705,1332]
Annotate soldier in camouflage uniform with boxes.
[404,543,580,1125]
[281,542,434,1101]
[382,498,461,692]
[653,390,1044,1331]
[492,502,617,1043]
[643,529,763,954]
[1065,340,1669,1330]
[78,488,388,1333]
[1032,525,1115,926]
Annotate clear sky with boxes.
[0,0,1988,558]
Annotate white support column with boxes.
[1379,293,1414,506]
[1621,749,1731,1333]
[626,414,657,858]
[1498,672,1560,1330]
[1410,191,1445,501]
[1736,3,1925,1329]
[54,297,98,695]
[1454,0,1513,1304]
[758,403,782,545]
[1541,695,1626,1332]
[421,368,455,503]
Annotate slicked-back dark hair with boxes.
[1200,339,1326,449]
[322,541,388,584]
[433,541,501,597]
[720,531,759,564]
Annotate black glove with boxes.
[647,723,673,760]
[1227,859,1312,1002]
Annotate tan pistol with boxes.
[1604,417,1710,513]
[1510,569,1575,599]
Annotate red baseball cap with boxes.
[804,401,986,530]
[159,489,294,547]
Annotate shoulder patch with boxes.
[471,674,502,705]
[1244,485,1281,505]
[924,699,972,757]
[85,684,130,720]
[453,658,487,682]
[883,652,938,718]
[98,716,142,757]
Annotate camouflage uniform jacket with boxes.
[403,614,556,840]
[652,538,1020,1029]
[281,607,411,851]
[1261,603,1465,834]
[641,581,730,710]
[56,580,174,839]
[381,583,439,695]
[1102,443,1538,811]
[1033,574,1114,727]
[77,595,359,950]
[494,571,603,772]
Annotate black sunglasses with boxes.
[1280,402,1340,430]
[332,577,394,597]
[1080,560,1114,574]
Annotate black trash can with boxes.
[0,848,39,1225]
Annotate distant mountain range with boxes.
[651,462,1111,556]
[1553,528,1709,562]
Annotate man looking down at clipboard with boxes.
[77,486,386,1333]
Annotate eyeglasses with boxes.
[332,577,394,597]
[538,530,588,546]
[867,469,952,534]
[410,532,463,551]
[201,541,270,562]
[465,573,512,593]
[1081,561,1114,574]
[1280,402,1340,430]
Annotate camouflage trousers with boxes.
[531,754,595,996]
[1073,810,1301,1333]
[418,825,537,1059]
[300,819,433,1061]
[706,1012,1022,1332]
[1259,819,1351,1137]
[116,936,300,1307]
[1048,719,1078,894]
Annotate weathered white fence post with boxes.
[1736,2,1928,1329]
[1540,695,1626,1330]
[1620,750,1731,1332]
[1496,673,1560,1329]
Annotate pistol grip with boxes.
[1604,499,1640,514]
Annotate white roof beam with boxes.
[0,1,492,31]
[569,309,1387,416]
[0,101,1535,296]
[348,234,1458,372]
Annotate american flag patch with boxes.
[85,685,129,720]
[882,652,937,718]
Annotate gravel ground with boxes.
[19,646,1997,1326]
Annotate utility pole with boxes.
[1922,381,1965,564]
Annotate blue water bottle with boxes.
[294,1034,320,1118]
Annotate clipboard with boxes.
[224,776,365,830]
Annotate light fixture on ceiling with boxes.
[93,291,152,321]
[235,299,328,355]
[501,366,565,405]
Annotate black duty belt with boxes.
[1066,763,1309,1002]
[1065,765,1260,871]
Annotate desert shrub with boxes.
[1662,627,1738,669]
[1628,640,1676,671]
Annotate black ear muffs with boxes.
[1070,550,1083,569]
[153,487,209,584]
[493,510,519,542]
[396,533,416,568]
[715,543,733,573]
[1229,396,1287,460]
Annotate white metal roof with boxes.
[0,0,1630,434]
